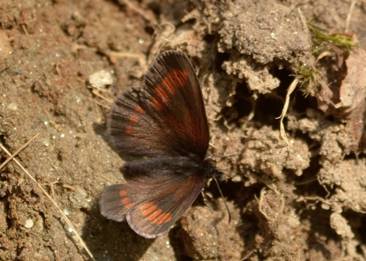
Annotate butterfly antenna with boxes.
[212,176,231,223]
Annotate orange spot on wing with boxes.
[119,190,128,197]
[124,114,138,134]
[140,203,173,224]
[141,202,157,216]
[129,114,139,124]
[155,84,169,103]
[134,105,144,114]
[173,69,189,87]
[121,197,132,208]
[119,190,132,208]
[124,105,144,135]
[148,69,191,112]
[161,74,176,95]
[150,97,163,111]
[155,212,173,224]
[147,209,162,222]
[161,69,189,94]
[124,126,134,135]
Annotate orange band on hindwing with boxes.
[119,190,133,208]
[140,202,173,225]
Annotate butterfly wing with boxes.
[108,50,209,159]
[126,176,204,238]
[99,157,205,238]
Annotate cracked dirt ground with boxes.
[0,0,366,260]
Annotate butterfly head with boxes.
[202,159,222,178]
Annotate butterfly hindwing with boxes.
[126,174,204,238]
[108,51,209,159]
[100,157,206,238]
[99,184,134,222]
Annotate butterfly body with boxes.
[100,50,218,238]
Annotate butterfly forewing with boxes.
[108,51,209,159]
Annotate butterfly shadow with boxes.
[93,120,139,162]
[82,199,154,261]
[93,122,121,159]
[83,123,155,260]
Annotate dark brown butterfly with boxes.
[99,50,219,238]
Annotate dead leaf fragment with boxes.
[337,48,366,113]
[340,48,366,152]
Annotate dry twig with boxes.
[345,0,357,32]
[0,133,39,171]
[119,0,157,26]
[277,78,299,144]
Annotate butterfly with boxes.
[99,50,219,238]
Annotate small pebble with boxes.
[0,30,12,59]
[24,218,34,229]
[88,69,114,89]
[63,208,70,216]
[7,102,18,111]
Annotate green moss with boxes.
[309,23,356,55]
[294,24,357,96]
[294,64,319,96]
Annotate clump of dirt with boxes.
[0,0,366,260]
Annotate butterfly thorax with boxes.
[122,155,213,179]
[182,151,220,179]
[200,159,221,178]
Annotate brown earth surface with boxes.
[0,0,366,260]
